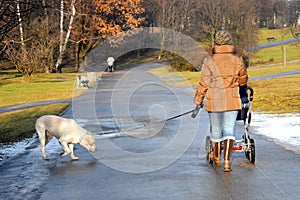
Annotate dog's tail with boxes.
[35,119,52,144]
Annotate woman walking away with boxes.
[194,30,248,172]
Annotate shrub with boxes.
[169,54,195,71]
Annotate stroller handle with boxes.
[247,86,254,101]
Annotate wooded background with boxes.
[0,0,299,80]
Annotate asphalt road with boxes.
[35,63,300,200]
[248,38,299,51]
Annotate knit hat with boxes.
[215,30,232,45]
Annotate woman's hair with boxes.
[215,30,232,45]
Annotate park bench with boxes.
[76,75,89,88]
[267,37,276,41]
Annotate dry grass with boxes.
[0,71,96,107]
[248,74,300,114]
[149,65,200,87]
[248,63,300,77]
[0,71,80,107]
[256,28,294,44]
[0,103,69,143]
[0,70,96,143]
[251,43,300,65]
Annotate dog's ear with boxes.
[85,135,94,145]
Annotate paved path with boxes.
[37,63,300,200]
[248,38,299,51]
[250,69,300,81]
[0,99,71,114]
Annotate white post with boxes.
[283,46,286,67]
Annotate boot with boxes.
[210,142,221,166]
[214,142,222,166]
[223,139,235,172]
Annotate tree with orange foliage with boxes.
[71,0,145,71]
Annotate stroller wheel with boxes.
[205,136,213,164]
[246,138,255,164]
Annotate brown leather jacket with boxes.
[194,45,248,112]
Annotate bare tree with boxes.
[0,0,57,56]
[4,37,41,82]
[70,0,145,71]
[273,0,288,27]
[4,17,60,80]
[0,0,18,48]
[288,0,300,27]
[55,0,76,73]
[195,0,260,54]
[258,0,276,28]
[196,0,223,47]
[143,0,196,58]
[224,0,261,52]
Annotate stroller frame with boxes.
[205,86,255,164]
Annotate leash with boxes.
[165,109,195,121]
[95,107,201,139]
[165,104,202,121]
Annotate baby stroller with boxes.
[205,86,255,164]
[107,56,115,72]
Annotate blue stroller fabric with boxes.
[239,85,249,104]
[237,85,249,121]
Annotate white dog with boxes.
[35,115,97,160]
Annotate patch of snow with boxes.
[0,135,36,161]
[0,134,61,163]
[74,118,90,126]
[252,112,300,154]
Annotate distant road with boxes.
[248,38,299,51]
[249,70,300,81]
[0,99,71,114]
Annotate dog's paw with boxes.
[71,157,79,161]
[60,152,70,157]
[42,156,50,161]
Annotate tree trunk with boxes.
[75,42,80,72]
[43,0,50,73]
[63,0,76,52]
[55,0,64,72]
[16,0,25,52]
[55,0,76,72]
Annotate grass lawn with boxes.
[0,103,69,143]
[0,71,80,107]
[256,28,295,44]
[0,71,92,143]
[149,65,200,87]
[248,74,300,114]
[251,43,300,65]
[247,63,300,77]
